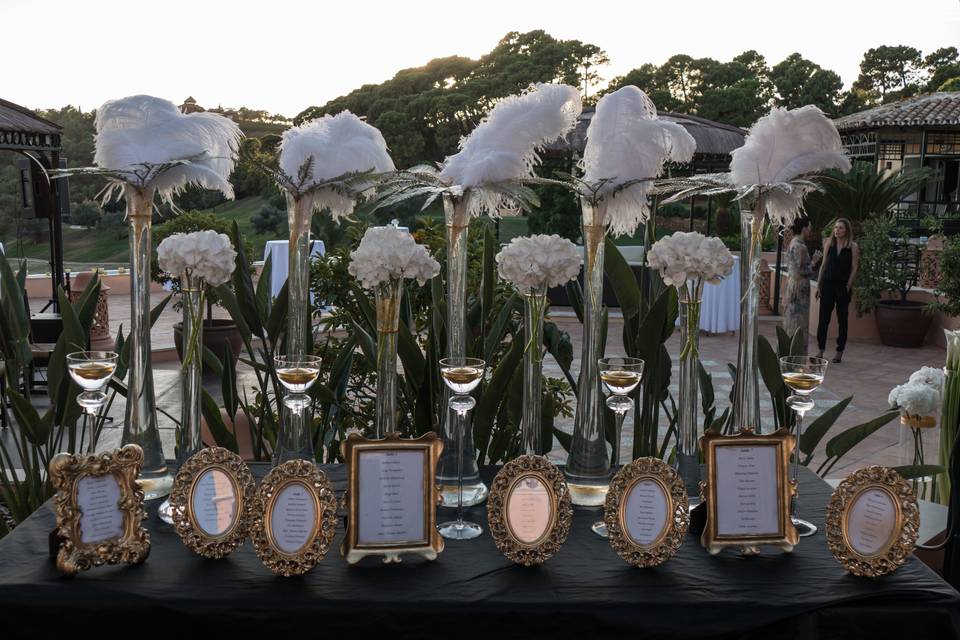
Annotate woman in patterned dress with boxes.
[783,218,821,353]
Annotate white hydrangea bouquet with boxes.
[889,367,943,420]
[647,231,735,359]
[496,234,582,449]
[889,366,944,481]
[348,226,439,437]
[496,234,583,293]
[157,230,237,369]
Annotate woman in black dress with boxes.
[815,218,859,363]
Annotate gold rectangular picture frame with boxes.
[700,428,798,555]
[341,432,444,564]
[48,444,151,576]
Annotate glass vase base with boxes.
[792,517,817,537]
[439,481,488,508]
[567,481,609,507]
[157,498,174,525]
[138,469,174,501]
[438,520,483,540]
[591,521,608,538]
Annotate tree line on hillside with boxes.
[1,31,958,247]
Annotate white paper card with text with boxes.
[358,450,426,545]
[77,473,124,544]
[846,488,897,556]
[270,482,317,554]
[624,479,669,546]
[715,446,780,537]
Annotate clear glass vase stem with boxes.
[567,199,610,505]
[178,284,204,463]
[732,204,764,433]
[275,194,315,465]
[677,284,703,500]
[522,288,547,456]
[122,187,172,500]
[437,194,485,506]
[375,279,403,439]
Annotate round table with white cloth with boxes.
[262,239,326,299]
[698,255,740,334]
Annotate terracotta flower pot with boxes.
[173,318,243,373]
[874,300,934,348]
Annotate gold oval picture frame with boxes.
[169,447,256,559]
[250,459,338,576]
[487,455,572,566]
[604,457,688,567]
[825,466,919,578]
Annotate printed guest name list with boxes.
[358,450,425,545]
[715,446,780,537]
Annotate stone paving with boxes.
[9,292,949,480]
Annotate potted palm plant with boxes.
[152,211,251,369]
[854,213,932,347]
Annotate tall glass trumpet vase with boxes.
[677,282,704,503]
[375,279,403,439]
[567,198,611,506]
[521,287,548,455]
[780,355,828,537]
[279,194,316,463]
[273,355,321,466]
[437,195,487,507]
[160,284,205,524]
[122,186,173,500]
[732,204,765,433]
[67,351,119,452]
[591,357,644,538]
[438,357,486,540]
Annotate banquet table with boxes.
[699,254,740,334]
[262,239,326,298]
[0,465,957,639]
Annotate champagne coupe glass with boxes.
[592,356,644,538]
[274,354,322,464]
[780,355,828,537]
[67,351,119,415]
[437,357,486,540]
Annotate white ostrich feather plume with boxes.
[440,83,582,216]
[583,86,696,236]
[94,95,242,201]
[279,111,395,220]
[730,105,851,224]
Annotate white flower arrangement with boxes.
[908,366,945,391]
[348,226,440,289]
[889,365,945,418]
[496,234,583,292]
[646,232,735,289]
[889,383,940,418]
[157,230,237,286]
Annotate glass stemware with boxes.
[67,351,119,455]
[592,356,644,538]
[437,357,486,540]
[273,354,322,466]
[780,355,828,538]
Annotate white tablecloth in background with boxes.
[699,255,740,334]
[263,239,326,298]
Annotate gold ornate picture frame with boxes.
[487,454,572,566]
[168,447,256,559]
[604,457,688,567]
[48,444,150,577]
[825,466,920,577]
[340,432,444,564]
[700,428,798,555]
[250,459,338,576]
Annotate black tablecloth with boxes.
[0,465,957,639]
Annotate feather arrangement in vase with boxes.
[565,86,694,504]
[59,94,242,501]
